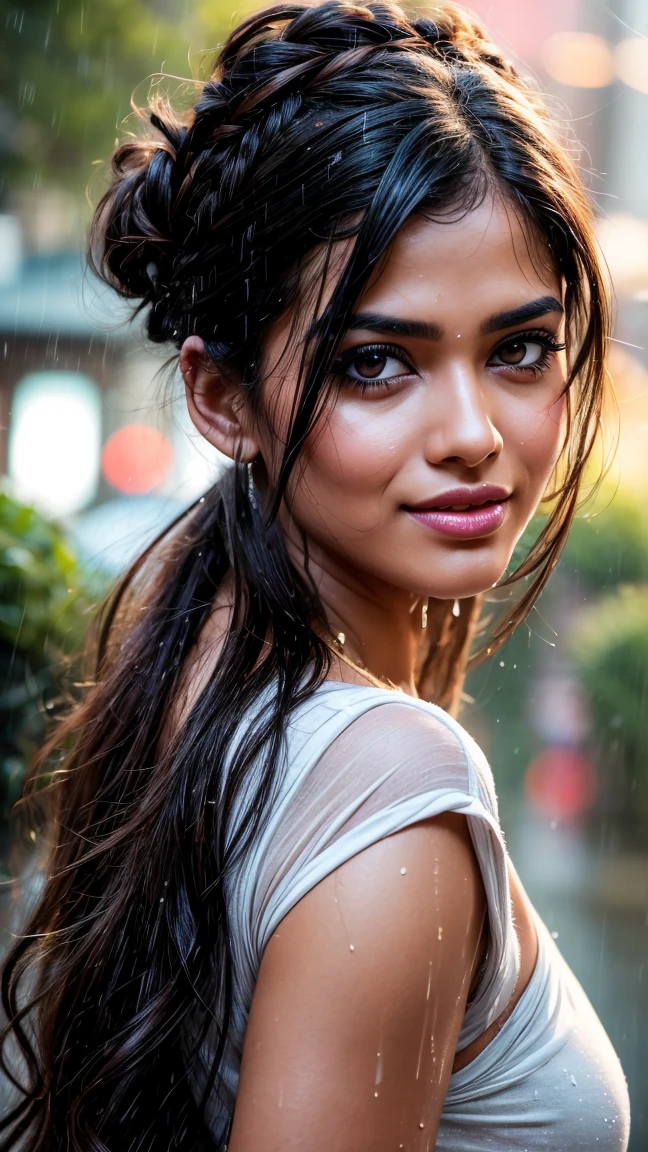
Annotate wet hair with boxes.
[0,3,609,1149]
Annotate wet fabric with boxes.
[202,681,631,1149]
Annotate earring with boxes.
[247,461,258,510]
[421,602,428,630]
[453,599,460,618]
[336,631,346,650]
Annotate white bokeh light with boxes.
[8,371,101,518]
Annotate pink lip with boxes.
[407,503,507,538]
[404,485,511,540]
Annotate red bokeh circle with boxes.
[102,424,174,495]
[525,746,598,820]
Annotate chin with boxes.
[414,552,513,602]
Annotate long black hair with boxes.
[0,2,609,1148]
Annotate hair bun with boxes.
[89,103,189,331]
[89,0,527,353]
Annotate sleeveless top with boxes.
[197,681,631,1149]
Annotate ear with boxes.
[180,335,260,463]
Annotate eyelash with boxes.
[489,329,567,378]
[331,343,415,392]
[332,330,567,392]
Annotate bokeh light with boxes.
[614,37,648,96]
[541,31,614,88]
[101,424,174,495]
[525,747,598,820]
[8,372,101,517]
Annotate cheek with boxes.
[290,402,407,528]
[503,389,567,487]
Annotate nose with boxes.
[423,364,503,469]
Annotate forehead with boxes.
[358,196,561,324]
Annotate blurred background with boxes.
[1,0,648,1142]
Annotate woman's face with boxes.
[261,196,568,602]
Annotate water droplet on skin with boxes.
[374,1091,378,1098]
[400,867,407,875]
[419,1121,425,1129]
[437,926,443,940]
[349,944,355,951]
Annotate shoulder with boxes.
[298,683,488,803]
[229,806,485,1151]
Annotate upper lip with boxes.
[405,484,512,511]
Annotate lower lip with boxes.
[406,501,507,539]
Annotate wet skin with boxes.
[178,196,565,1145]
[182,196,567,695]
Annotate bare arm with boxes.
[227,811,486,1152]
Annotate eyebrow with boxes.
[480,296,564,334]
[344,296,564,342]
[347,313,443,341]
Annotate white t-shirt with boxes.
[197,681,631,1150]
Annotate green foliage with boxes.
[504,489,648,591]
[0,0,236,200]
[560,491,648,591]
[570,587,648,820]
[465,487,648,818]
[0,490,103,818]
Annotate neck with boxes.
[284,529,427,696]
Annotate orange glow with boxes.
[614,38,648,95]
[102,424,174,495]
[541,32,614,88]
[525,747,598,820]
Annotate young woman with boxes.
[0,2,631,1149]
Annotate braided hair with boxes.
[0,4,609,1150]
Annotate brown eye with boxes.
[355,352,388,378]
[499,340,528,364]
[342,348,412,383]
[490,339,546,369]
